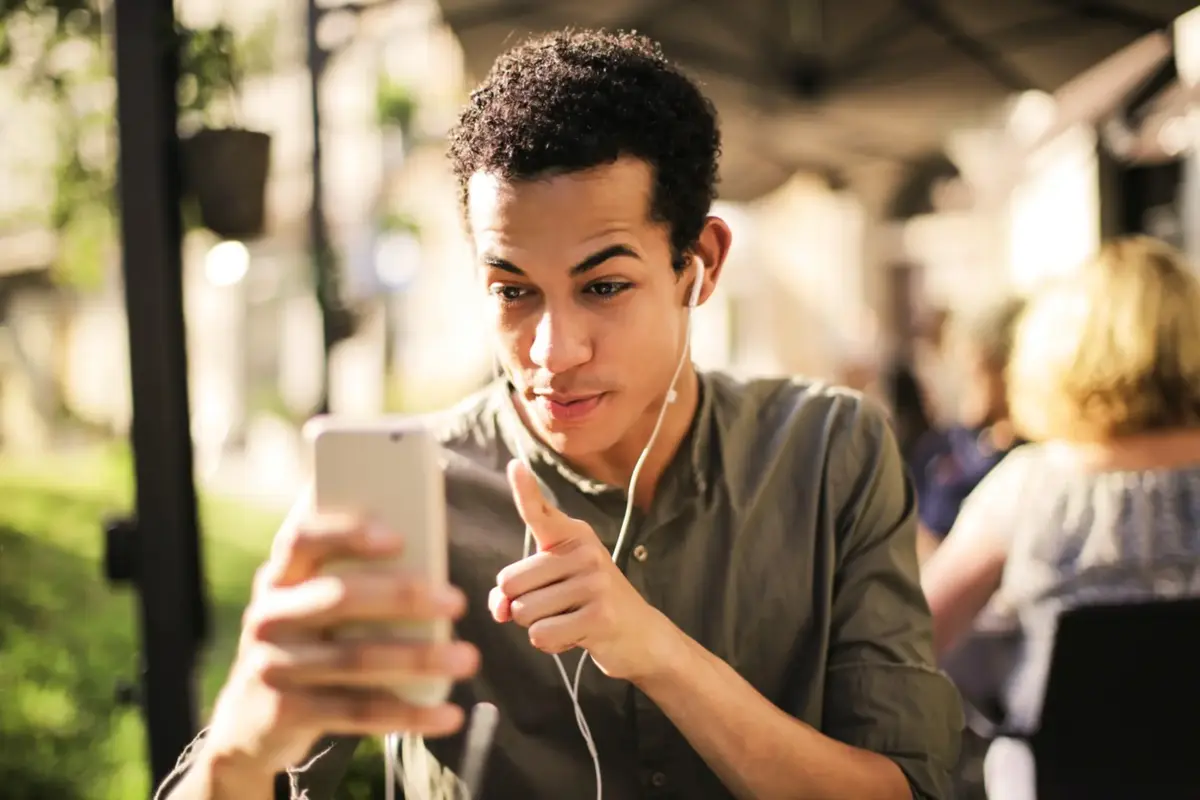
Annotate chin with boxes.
[554,429,628,461]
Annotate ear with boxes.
[689,216,733,307]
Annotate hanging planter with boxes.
[181,127,272,240]
[175,20,277,240]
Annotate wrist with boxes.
[632,609,691,689]
[192,743,278,799]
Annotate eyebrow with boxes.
[482,244,641,277]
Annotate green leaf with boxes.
[376,77,418,131]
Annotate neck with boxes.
[576,366,700,510]
[1050,427,1200,472]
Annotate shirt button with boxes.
[651,771,668,788]
[632,544,649,562]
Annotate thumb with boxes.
[507,459,579,552]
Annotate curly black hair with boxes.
[447,29,721,270]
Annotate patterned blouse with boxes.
[952,443,1200,730]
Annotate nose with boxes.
[528,309,592,374]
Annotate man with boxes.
[167,30,961,800]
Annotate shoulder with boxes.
[415,381,509,476]
[704,371,893,504]
[707,371,886,440]
[960,442,1049,508]
[950,442,1050,547]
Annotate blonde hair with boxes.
[1008,236,1200,442]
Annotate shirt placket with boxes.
[619,514,683,798]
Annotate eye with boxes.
[585,280,632,299]
[490,284,532,304]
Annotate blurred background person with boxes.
[921,236,1200,800]
[880,358,937,474]
[912,296,1026,563]
[912,305,956,426]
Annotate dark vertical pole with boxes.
[111,0,207,791]
[307,0,333,415]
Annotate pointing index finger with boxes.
[507,460,553,521]
[507,460,583,552]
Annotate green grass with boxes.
[0,444,386,799]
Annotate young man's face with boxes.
[467,157,725,460]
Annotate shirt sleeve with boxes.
[821,397,964,800]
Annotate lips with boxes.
[533,392,607,424]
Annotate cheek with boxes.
[594,306,682,380]
[487,302,531,362]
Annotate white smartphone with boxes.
[303,415,451,708]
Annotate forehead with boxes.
[466,157,658,251]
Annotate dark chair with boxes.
[999,597,1200,799]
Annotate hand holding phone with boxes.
[304,416,456,708]
[189,428,476,793]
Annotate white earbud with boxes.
[687,259,704,309]
[667,260,704,404]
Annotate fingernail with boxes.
[438,585,467,612]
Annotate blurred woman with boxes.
[921,236,1200,797]
[912,296,1026,563]
[881,358,936,470]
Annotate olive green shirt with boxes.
[290,372,963,799]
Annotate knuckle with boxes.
[243,642,289,684]
[527,624,546,650]
[529,626,564,654]
[410,645,439,674]
[509,600,530,628]
[581,570,607,595]
[320,575,353,614]
[584,601,612,628]
[345,692,377,724]
[334,643,368,672]
[274,692,304,728]
[580,542,607,568]
[256,657,287,688]
[242,605,271,641]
